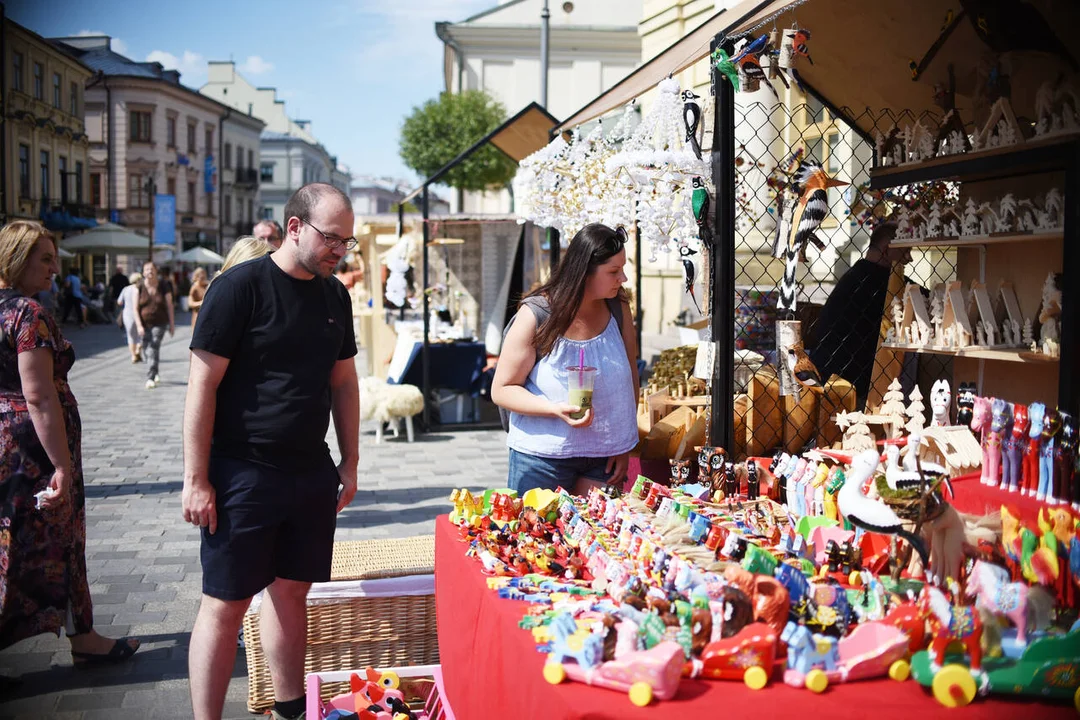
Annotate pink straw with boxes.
[578,348,585,384]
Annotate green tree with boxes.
[399,90,517,192]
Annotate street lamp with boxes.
[540,0,550,108]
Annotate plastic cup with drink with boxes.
[566,365,596,421]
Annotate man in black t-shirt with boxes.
[183,183,359,720]
[809,223,910,408]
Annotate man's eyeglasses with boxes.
[301,218,358,251]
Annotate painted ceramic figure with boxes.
[1040,409,1062,503]
[930,379,951,426]
[723,461,739,499]
[956,382,976,426]
[669,458,693,487]
[746,461,760,500]
[986,398,1008,490]
[1057,412,1079,510]
[1024,403,1046,497]
[698,446,727,498]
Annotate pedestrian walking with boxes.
[187,267,209,327]
[116,272,143,363]
[0,220,139,684]
[60,267,87,328]
[135,262,174,389]
[183,183,359,720]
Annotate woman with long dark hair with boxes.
[492,223,639,495]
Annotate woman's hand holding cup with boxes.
[551,402,593,428]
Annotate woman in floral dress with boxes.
[0,221,139,670]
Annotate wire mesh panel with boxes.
[730,99,959,459]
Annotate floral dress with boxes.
[0,289,92,649]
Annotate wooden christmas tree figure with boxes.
[1022,318,1035,347]
[906,385,926,436]
[930,290,944,345]
[997,193,1017,232]
[961,198,980,236]
[926,202,944,237]
[879,378,908,438]
[842,417,876,452]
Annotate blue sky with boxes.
[9,0,493,187]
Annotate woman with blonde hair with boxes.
[115,271,143,363]
[187,267,209,326]
[218,235,273,276]
[0,220,139,671]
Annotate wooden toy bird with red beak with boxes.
[777,161,847,313]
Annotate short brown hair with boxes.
[0,220,52,287]
[283,183,350,226]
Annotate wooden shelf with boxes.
[881,343,1058,364]
[891,232,1063,249]
[869,134,1078,190]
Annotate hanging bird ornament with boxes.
[681,245,701,314]
[777,160,848,314]
[786,340,825,394]
[732,35,777,97]
[774,27,814,90]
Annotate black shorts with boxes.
[201,454,339,601]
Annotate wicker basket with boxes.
[244,536,439,712]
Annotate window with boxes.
[247,198,253,223]
[247,149,254,171]
[187,123,196,153]
[130,110,152,142]
[39,150,49,203]
[32,62,43,99]
[58,156,68,204]
[261,206,274,220]
[18,145,30,198]
[12,52,23,93]
[260,163,274,183]
[224,143,232,169]
[205,128,214,155]
[236,197,243,225]
[90,172,102,208]
[207,190,214,217]
[235,146,243,171]
[75,161,84,203]
[805,94,826,125]
[70,81,78,116]
[224,193,232,224]
[129,173,146,208]
[53,72,62,108]
[167,177,176,197]
[187,181,195,213]
[167,117,177,148]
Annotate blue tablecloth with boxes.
[390,340,486,394]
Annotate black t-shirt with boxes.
[809,259,891,404]
[109,273,129,300]
[190,254,357,471]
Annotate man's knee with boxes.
[267,577,311,604]
[196,594,252,627]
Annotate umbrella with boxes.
[174,246,225,265]
[62,223,173,254]
[56,247,75,259]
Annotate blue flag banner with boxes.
[154,194,176,247]
[204,155,216,194]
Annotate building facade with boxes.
[350,175,449,217]
[219,110,265,251]
[3,20,93,227]
[437,0,641,213]
[200,61,348,223]
[53,35,229,254]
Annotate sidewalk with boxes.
[0,318,509,719]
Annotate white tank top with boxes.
[507,314,639,459]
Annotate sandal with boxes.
[71,637,140,666]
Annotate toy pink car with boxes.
[544,640,685,707]
[782,620,911,692]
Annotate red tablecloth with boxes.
[434,515,1073,719]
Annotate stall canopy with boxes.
[62,223,172,254]
[401,101,559,205]
[554,0,1080,137]
[174,246,225,265]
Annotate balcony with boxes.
[232,168,258,187]
[39,200,99,231]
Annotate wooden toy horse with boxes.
[970,396,996,486]
[919,584,983,672]
[965,559,1054,645]
[781,621,840,674]
[548,612,604,668]
[884,599,927,654]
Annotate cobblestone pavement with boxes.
[0,317,510,719]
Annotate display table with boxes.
[434,515,1073,719]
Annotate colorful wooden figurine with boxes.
[1057,412,1078,510]
[746,461,760,500]
[669,458,693,487]
[777,162,847,313]
[722,461,739,499]
[1040,408,1062,502]
[986,398,1009,489]
[1002,403,1028,493]
[690,622,778,689]
[955,382,976,426]
[1024,403,1046,497]
[965,560,1054,646]
[919,584,984,677]
[971,396,997,486]
[697,446,727,498]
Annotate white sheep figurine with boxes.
[360,376,424,443]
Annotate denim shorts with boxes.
[201,454,338,600]
[507,449,611,494]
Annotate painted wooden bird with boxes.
[786,340,824,393]
[732,35,778,98]
[777,161,847,313]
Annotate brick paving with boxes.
[0,317,509,719]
